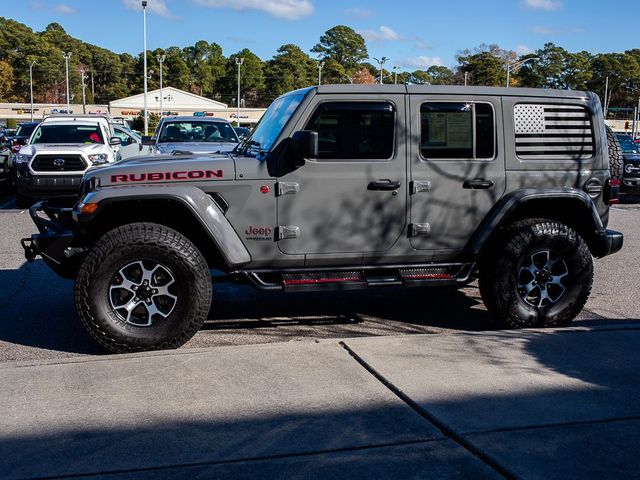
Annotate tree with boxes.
[0,61,15,101]
[222,49,265,107]
[458,51,504,86]
[264,44,315,100]
[312,25,368,75]
[352,67,376,84]
[516,43,568,89]
[427,66,454,85]
[409,70,431,85]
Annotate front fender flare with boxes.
[77,184,251,268]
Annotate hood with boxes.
[155,141,238,155]
[20,143,108,156]
[622,153,640,163]
[85,153,235,187]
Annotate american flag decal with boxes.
[514,104,593,160]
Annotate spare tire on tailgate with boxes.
[605,125,624,179]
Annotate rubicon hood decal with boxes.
[110,169,223,183]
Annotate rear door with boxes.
[408,94,506,259]
[277,96,407,257]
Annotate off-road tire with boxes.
[479,219,593,329]
[75,222,212,353]
[606,125,624,180]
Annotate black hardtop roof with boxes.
[305,84,593,99]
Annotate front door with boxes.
[408,94,506,259]
[277,97,407,257]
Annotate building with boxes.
[109,87,265,126]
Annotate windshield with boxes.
[243,93,305,153]
[616,134,640,154]
[16,124,37,137]
[31,124,104,144]
[158,121,239,143]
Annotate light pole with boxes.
[373,57,389,84]
[464,71,468,86]
[506,56,538,88]
[235,57,244,127]
[392,66,401,84]
[62,52,72,111]
[80,69,88,114]
[142,0,149,135]
[157,54,165,117]
[317,60,324,86]
[29,60,36,121]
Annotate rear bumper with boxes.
[592,229,624,258]
[21,202,84,278]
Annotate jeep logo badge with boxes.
[53,158,65,167]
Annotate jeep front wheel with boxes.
[75,223,212,353]
[479,220,593,329]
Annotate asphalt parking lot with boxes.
[0,201,638,363]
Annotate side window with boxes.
[420,102,495,159]
[305,102,395,160]
[514,104,593,160]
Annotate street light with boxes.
[157,53,166,117]
[235,57,244,127]
[62,52,71,111]
[506,56,538,88]
[80,69,88,114]
[373,57,389,84]
[29,60,36,121]
[392,66,402,85]
[142,0,149,135]
[316,60,324,86]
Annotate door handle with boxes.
[368,179,401,191]
[463,178,494,190]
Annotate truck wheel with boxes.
[75,223,212,353]
[606,125,623,180]
[479,220,593,329]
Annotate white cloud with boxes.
[404,56,444,68]
[522,0,562,10]
[358,26,401,42]
[530,25,584,34]
[122,0,176,18]
[531,25,553,34]
[344,7,373,19]
[516,44,533,55]
[193,0,314,20]
[31,2,76,14]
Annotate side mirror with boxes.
[141,136,154,146]
[290,130,318,166]
[109,137,122,146]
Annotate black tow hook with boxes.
[20,238,38,262]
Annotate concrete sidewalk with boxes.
[2,323,640,479]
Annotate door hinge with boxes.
[277,225,300,240]
[276,182,299,196]
[409,223,431,237]
[410,180,432,194]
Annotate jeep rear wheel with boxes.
[75,223,212,353]
[479,220,593,329]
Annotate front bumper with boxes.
[15,164,83,198]
[592,229,624,258]
[21,202,85,278]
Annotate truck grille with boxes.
[31,154,87,172]
[514,104,594,160]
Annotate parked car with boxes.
[144,117,240,155]
[13,115,121,207]
[2,122,40,191]
[113,125,145,160]
[22,85,622,353]
[615,133,640,194]
[233,126,251,141]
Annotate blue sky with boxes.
[11,0,638,71]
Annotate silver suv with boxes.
[23,85,623,353]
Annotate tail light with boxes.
[11,140,20,154]
[604,178,620,205]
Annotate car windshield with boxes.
[158,121,238,143]
[31,124,104,144]
[616,134,640,154]
[16,124,37,137]
[243,93,305,154]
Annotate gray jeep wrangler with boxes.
[22,85,623,353]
